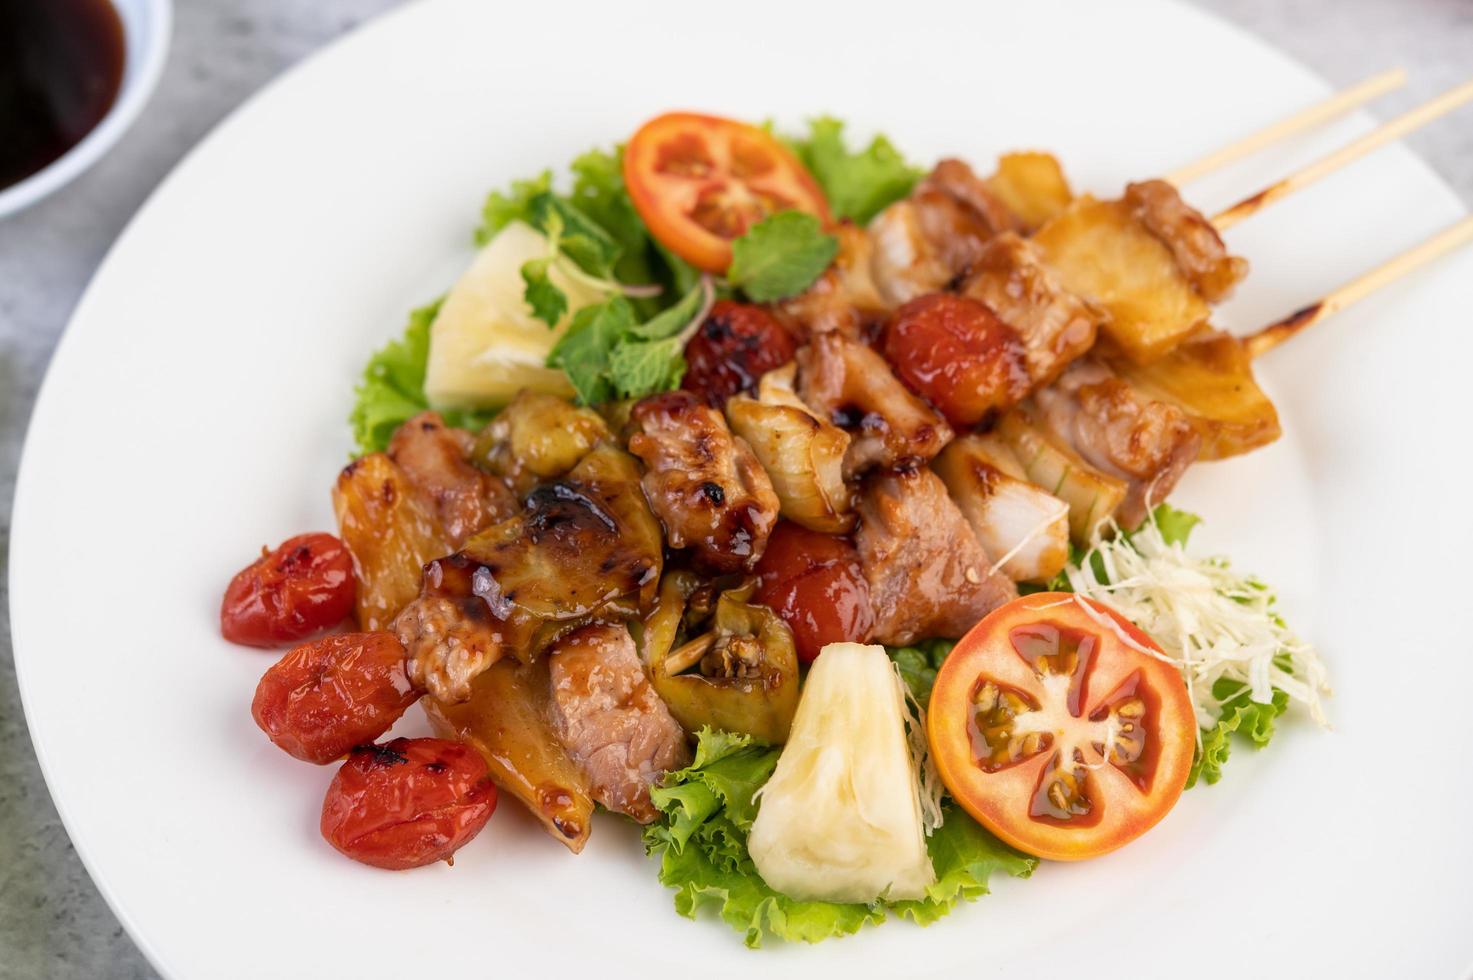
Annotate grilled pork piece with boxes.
[547,623,690,824]
[393,444,663,703]
[1125,180,1248,304]
[855,467,1017,645]
[388,411,517,548]
[868,159,1018,306]
[960,233,1100,390]
[628,391,780,573]
[1032,359,1201,529]
[796,333,952,477]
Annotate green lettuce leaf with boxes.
[475,170,552,246]
[348,300,493,456]
[886,638,956,703]
[787,116,924,225]
[1188,680,1290,788]
[645,727,1033,947]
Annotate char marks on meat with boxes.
[388,411,518,548]
[394,444,664,703]
[1125,180,1248,304]
[796,334,952,477]
[855,467,1017,645]
[1033,359,1201,529]
[629,391,779,573]
[548,623,690,824]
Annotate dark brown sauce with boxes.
[0,0,126,191]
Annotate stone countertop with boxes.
[1,1,1468,976]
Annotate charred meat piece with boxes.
[547,623,690,824]
[775,221,890,339]
[333,452,448,631]
[922,158,1026,238]
[1033,359,1201,529]
[628,391,779,573]
[1125,180,1249,304]
[388,411,518,548]
[960,232,1099,389]
[422,656,597,852]
[796,333,952,477]
[394,444,663,703]
[855,467,1017,645]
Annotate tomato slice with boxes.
[624,112,831,274]
[928,593,1195,861]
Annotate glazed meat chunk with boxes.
[548,623,690,824]
[1033,359,1202,529]
[388,411,517,548]
[796,333,952,477]
[1125,179,1248,303]
[855,467,1017,645]
[629,391,779,573]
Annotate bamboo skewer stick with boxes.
[1163,68,1407,187]
[1246,213,1473,358]
[1213,77,1473,231]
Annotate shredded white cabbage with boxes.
[1064,515,1331,735]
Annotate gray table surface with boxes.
[2,1,1469,976]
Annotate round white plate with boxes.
[12,1,1472,977]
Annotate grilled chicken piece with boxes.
[775,221,889,339]
[423,656,596,853]
[394,444,663,703]
[933,434,1070,584]
[1032,359,1201,529]
[547,623,690,824]
[868,159,1017,306]
[855,467,1017,645]
[333,452,448,631]
[471,391,610,498]
[960,233,1099,390]
[1107,329,1281,460]
[388,411,517,548]
[628,391,779,573]
[796,333,953,477]
[1125,180,1248,304]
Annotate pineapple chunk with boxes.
[1033,196,1209,363]
[423,221,607,410]
[986,151,1072,230]
[1110,330,1281,461]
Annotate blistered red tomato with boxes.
[252,632,418,764]
[882,293,1031,428]
[221,532,355,647]
[681,300,797,406]
[321,738,497,870]
[928,593,1195,861]
[624,112,831,273]
[754,521,874,662]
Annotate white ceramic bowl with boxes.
[0,0,172,218]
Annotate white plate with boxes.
[11,0,1473,977]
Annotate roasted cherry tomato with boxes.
[252,632,418,764]
[321,738,497,870]
[624,112,831,274]
[221,532,355,647]
[681,300,797,406]
[754,521,874,663]
[928,593,1195,861]
[882,293,1031,429]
